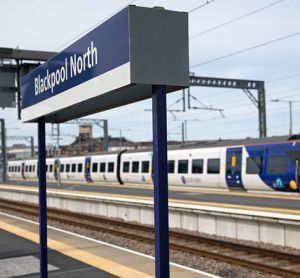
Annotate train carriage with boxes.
[6,136,300,193]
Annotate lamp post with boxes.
[110,128,131,150]
[271,99,300,136]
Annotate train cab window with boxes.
[267,156,286,175]
[71,164,76,173]
[246,156,262,174]
[49,165,53,173]
[178,160,189,174]
[66,164,70,173]
[132,161,139,173]
[123,162,130,173]
[60,164,65,173]
[192,159,203,174]
[207,159,220,174]
[100,162,106,173]
[92,162,98,172]
[168,160,175,173]
[78,163,83,172]
[141,161,149,173]
[108,162,114,173]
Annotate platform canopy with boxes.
[21,5,189,123]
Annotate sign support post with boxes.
[38,118,48,277]
[152,85,170,278]
[0,119,7,183]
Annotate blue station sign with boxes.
[21,6,189,122]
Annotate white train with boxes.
[6,136,300,192]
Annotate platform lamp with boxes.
[271,99,300,136]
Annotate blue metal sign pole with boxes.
[152,85,170,278]
[38,118,48,277]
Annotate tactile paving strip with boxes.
[0,255,58,278]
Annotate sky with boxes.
[1,0,300,147]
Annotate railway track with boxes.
[1,198,300,277]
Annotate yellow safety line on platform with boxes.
[0,220,153,278]
[1,184,300,215]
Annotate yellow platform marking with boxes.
[2,184,300,215]
[0,220,152,278]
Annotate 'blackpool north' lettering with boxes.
[34,41,98,96]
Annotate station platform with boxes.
[0,212,215,278]
[4,179,300,213]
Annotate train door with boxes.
[54,159,59,181]
[85,157,93,182]
[21,162,26,179]
[286,150,300,190]
[226,147,244,189]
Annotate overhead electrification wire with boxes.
[191,31,300,68]
[189,0,287,39]
[188,0,217,13]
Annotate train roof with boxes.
[59,134,300,157]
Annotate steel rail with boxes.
[1,198,300,277]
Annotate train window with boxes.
[108,162,114,172]
[246,156,262,174]
[49,165,53,173]
[29,165,32,172]
[267,156,286,175]
[66,164,70,173]
[142,161,149,173]
[132,161,139,173]
[100,162,106,173]
[26,165,29,172]
[168,160,175,173]
[60,164,65,173]
[71,164,76,173]
[207,159,220,174]
[33,165,35,172]
[287,151,300,164]
[92,162,98,172]
[78,163,83,172]
[192,159,203,174]
[17,166,20,172]
[123,162,130,173]
[178,160,189,174]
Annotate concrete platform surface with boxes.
[0,212,217,278]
